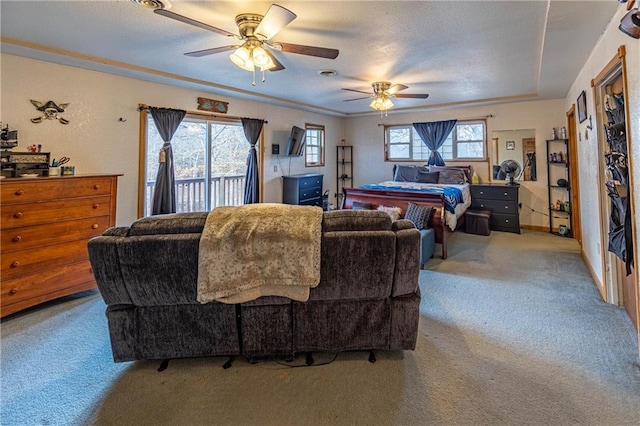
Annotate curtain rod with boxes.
[377,114,494,127]
[137,104,268,123]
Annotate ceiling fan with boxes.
[154,4,339,85]
[342,81,429,113]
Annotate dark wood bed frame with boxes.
[341,165,472,259]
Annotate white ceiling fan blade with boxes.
[387,84,409,95]
[154,9,237,38]
[255,4,297,40]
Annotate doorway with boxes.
[593,46,638,333]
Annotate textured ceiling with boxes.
[0,1,620,116]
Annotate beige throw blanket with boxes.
[197,203,323,304]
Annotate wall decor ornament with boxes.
[197,97,229,114]
[577,90,587,123]
[30,100,70,124]
[506,140,515,150]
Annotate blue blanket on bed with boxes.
[359,182,464,214]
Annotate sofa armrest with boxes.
[392,227,420,297]
[88,235,132,305]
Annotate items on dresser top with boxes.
[0,174,120,317]
[470,183,520,234]
[1,151,51,178]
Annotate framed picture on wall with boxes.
[506,141,515,150]
[577,90,587,123]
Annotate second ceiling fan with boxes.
[154,4,339,85]
[343,82,429,112]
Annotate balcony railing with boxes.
[145,175,245,216]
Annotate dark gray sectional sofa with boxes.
[88,209,421,362]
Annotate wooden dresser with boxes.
[470,183,520,233]
[1,174,119,317]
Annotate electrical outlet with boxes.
[273,165,278,172]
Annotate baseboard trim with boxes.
[520,224,549,233]
[582,248,606,302]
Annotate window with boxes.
[305,123,325,167]
[143,114,249,216]
[385,120,486,161]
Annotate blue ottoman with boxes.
[419,228,436,269]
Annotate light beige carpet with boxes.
[2,230,639,425]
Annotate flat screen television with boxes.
[285,126,306,157]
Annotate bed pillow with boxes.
[377,205,402,221]
[416,170,440,184]
[393,165,419,182]
[404,202,434,230]
[352,201,373,210]
[429,166,467,184]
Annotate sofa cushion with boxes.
[128,212,208,236]
[322,210,391,232]
[352,201,373,210]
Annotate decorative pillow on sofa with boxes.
[416,170,440,184]
[429,166,467,185]
[352,201,373,210]
[404,202,434,230]
[377,205,402,221]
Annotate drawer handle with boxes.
[93,204,100,209]
[14,189,24,196]
[505,219,509,223]
[480,204,484,208]
[504,192,508,196]
[479,191,484,195]
[13,212,23,219]
[10,261,20,268]
[9,288,18,295]
[92,223,99,229]
[504,206,509,209]
[12,235,22,242]
[93,185,101,190]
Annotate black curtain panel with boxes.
[241,118,265,204]
[150,107,186,215]
[413,120,457,166]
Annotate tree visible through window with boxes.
[385,120,486,161]
[305,123,325,167]
[144,116,248,216]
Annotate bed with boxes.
[341,165,473,259]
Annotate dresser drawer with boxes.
[299,186,322,201]
[470,185,518,200]
[1,216,111,254]
[299,198,322,207]
[1,195,112,229]
[491,213,520,233]
[2,239,91,280]
[1,261,96,313]
[1,176,113,204]
[471,199,518,214]
[298,175,322,190]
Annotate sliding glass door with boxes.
[144,116,247,216]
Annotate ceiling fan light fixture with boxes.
[370,95,393,111]
[251,46,272,68]
[229,46,254,71]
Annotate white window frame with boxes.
[385,120,487,161]
[305,123,325,167]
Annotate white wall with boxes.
[343,99,566,229]
[0,54,344,226]
[564,5,640,287]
